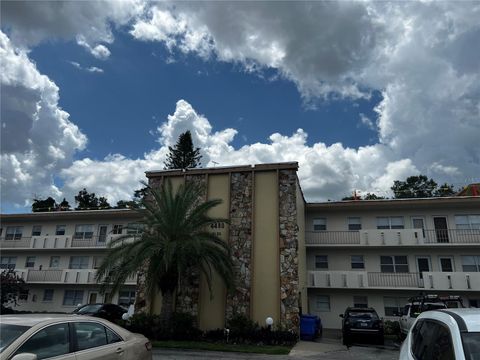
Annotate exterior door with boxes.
[439,257,454,272]
[88,292,98,304]
[416,257,431,280]
[412,217,426,239]
[434,217,449,243]
[98,225,108,244]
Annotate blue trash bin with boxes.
[300,315,319,341]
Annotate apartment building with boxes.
[305,197,480,329]
[0,209,142,313]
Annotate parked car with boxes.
[73,303,127,323]
[398,295,464,336]
[0,314,152,360]
[340,307,384,346]
[399,308,480,360]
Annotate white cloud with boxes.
[77,36,111,60]
[68,61,103,74]
[87,66,104,74]
[0,31,87,208]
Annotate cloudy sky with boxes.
[1,1,479,212]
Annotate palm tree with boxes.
[96,180,234,326]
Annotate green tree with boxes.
[1,269,26,309]
[434,183,456,197]
[58,198,71,211]
[164,131,202,169]
[31,197,57,212]
[75,189,110,210]
[391,175,438,198]
[96,180,233,327]
[364,193,386,200]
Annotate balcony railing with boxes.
[0,234,128,249]
[308,270,480,291]
[305,228,480,246]
[0,237,32,248]
[27,269,63,282]
[71,236,108,248]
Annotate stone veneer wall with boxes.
[278,169,300,331]
[225,172,253,319]
[174,174,207,318]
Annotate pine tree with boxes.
[164,131,202,169]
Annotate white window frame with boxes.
[348,217,362,231]
[351,255,365,269]
[118,290,136,307]
[112,224,123,235]
[1,256,17,269]
[25,256,36,268]
[455,215,480,230]
[315,295,330,312]
[31,225,42,236]
[5,226,23,240]
[127,223,144,235]
[313,218,327,231]
[49,256,60,268]
[380,255,409,273]
[461,256,480,272]
[56,225,66,236]
[315,255,328,270]
[353,296,368,308]
[43,289,54,302]
[63,290,84,306]
[377,217,404,229]
[74,224,94,240]
[69,256,89,269]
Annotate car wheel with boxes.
[342,333,351,346]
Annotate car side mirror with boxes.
[11,353,38,360]
[339,314,344,318]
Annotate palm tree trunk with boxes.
[160,290,174,328]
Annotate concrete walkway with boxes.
[289,339,345,357]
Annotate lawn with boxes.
[152,340,292,355]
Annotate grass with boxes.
[152,340,292,355]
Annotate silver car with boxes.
[0,314,152,360]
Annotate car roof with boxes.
[346,307,376,312]
[419,308,480,332]
[0,314,84,327]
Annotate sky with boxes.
[1,1,479,213]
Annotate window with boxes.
[313,218,326,231]
[14,323,70,360]
[0,256,17,269]
[351,255,365,269]
[315,295,330,311]
[462,256,480,272]
[469,299,479,308]
[106,327,122,344]
[50,256,60,268]
[43,289,54,302]
[127,223,144,235]
[353,296,368,308]
[118,290,136,307]
[25,256,36,268]
[384,297,408,316]
[377,217,404,229]
[63,290,84,305]
[455,215,480,230]
[348,217,362,231]
[19,290,29,301]
[112,224,123,234]
[74,224,94,239]
[411,320,454,360]
[74,322,108,350]
[69,256,89,269]
[31,225,42,236]
[315,255,328,269]
[440,257,454,272]
[5,226,23,240]
[380,256,409,273]
[56,225,66,236]
[93,256,104,269]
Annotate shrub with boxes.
[169,312,202,340]
[384,320,401,337]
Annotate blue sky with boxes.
[1,1,479,212]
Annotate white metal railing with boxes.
[0,237,32,248]
[305,231,360,245]
[27,269,63,282]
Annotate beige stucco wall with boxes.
[296,179,308,313]
[252,171,280,326]
[198,174,230,329]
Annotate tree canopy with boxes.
[391,175,455,198]
[97,180,233,326]
[1,269,26,309]
[32,197,71,212]
[75,188,111,210]
[164,130,202,169]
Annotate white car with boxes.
[399,308,480,360]
[0,314,152,360]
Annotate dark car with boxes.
[72,303,127,323]
[340,307,384,346]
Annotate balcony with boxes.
[25,269,137,285]
[305,229,480,246]
[0,235,128,249]
[308,270,480,291]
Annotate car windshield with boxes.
[76,304,102,314]
[0,324,31,353]
[462,332,480,360]
[348,312,378,319]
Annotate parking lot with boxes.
[152,339,400,360]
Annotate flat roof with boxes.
[307,196,480,210]
[146,162,299,178]
[0,208,141,222]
